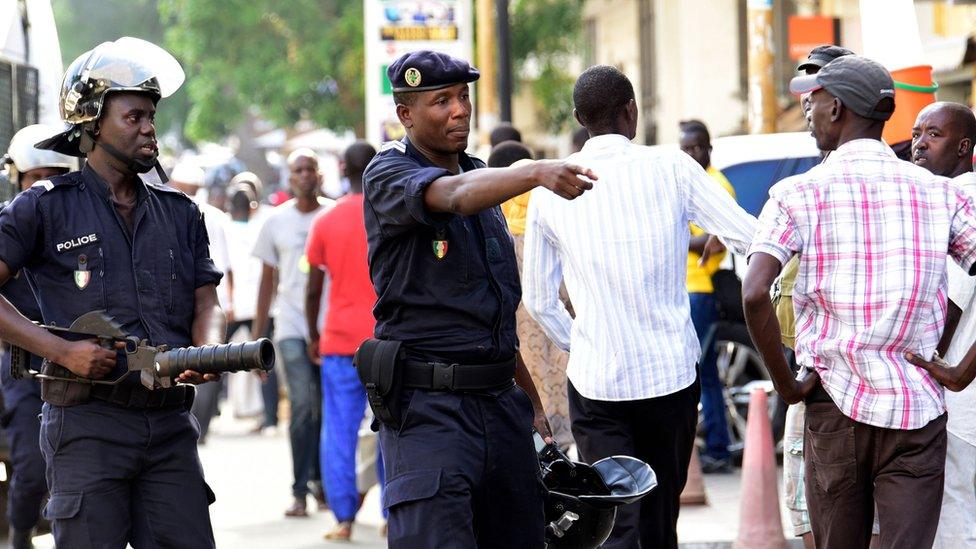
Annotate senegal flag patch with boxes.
[432,240,448,260]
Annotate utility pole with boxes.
[495,0,512,122]
[476,0,498,140]
[747,0,776,134]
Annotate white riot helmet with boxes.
[2,124,75,185]
[36,37,184,180]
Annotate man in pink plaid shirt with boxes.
[742,55,976,548]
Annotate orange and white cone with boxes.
[680,446,708,506]
[733,388,787,549]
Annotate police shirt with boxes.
[363,138,520,363]
[0,165,222,380]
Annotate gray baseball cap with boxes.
[789,55,895,121]
[796,45,855,72]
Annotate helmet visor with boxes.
[84,37,185,98]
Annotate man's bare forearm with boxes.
[514,352,545,415]
[0,294,71,363]
[425,165,541,216]
[743,293,797,397]
[305,268,324,343]
[937,301,963,358]
[252,265,276,340]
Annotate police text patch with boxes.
[56,233,99,253]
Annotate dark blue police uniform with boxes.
[0,164,222,547]
[0,272,45,534]
[364,136,545,547]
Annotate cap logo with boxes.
[405,68,422,87]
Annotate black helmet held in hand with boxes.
[537,434,657,548]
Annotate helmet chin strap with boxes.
[93,137,169,183]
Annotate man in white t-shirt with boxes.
[909,102,976,548]
[252,149,334,517]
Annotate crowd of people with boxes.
[4,31,976,549]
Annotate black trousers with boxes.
[568,377,700,549]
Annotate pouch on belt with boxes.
[353,339,405,431]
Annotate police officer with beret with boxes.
[363,50,597,547]
[0,37,222,547]
[0,124,74,549]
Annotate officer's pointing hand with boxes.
[58,339,124,380]
[530,160,597,201]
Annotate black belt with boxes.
[403,358,516,391]
[90,383,190,409]
[804,376,833,405]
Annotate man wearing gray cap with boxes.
[742,55,976,547]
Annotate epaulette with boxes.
[29,172,81,194]
[379,140,407,155]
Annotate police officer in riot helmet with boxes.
[0,37,223,547]
[0,125,73,548]
[360,50,597,547]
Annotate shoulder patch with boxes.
[380,140,407,154]
[30,180,54,192]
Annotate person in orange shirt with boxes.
[680,119,735,473]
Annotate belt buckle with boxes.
[429,362,457,391]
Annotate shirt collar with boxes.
[824,139,896,164]
[83,164,149,203]
[402,136,479,173]
[579,133,632,152]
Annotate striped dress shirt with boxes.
[749,139,976,430]
[523,134,758,401]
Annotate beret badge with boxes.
[405,68,422,88]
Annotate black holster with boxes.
[353,339,406,431]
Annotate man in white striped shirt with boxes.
[523,65,758,548]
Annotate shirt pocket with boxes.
[53,245,107,312]
[161,246,194,319]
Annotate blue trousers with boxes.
[380,384,545,548]
[40,398,215,548]
[0,386,45,531]
[320,355,385,522]
[278,338,322,498]
[689,292,732,461]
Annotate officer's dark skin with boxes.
[395,83,599,440]
[0,92,224,383]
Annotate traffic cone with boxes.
[680,446,708,506]
[733,388,787,549]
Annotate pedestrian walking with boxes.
[252,148,333,517]
[304,140,384,540]
[522,65,757,549]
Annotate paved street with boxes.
[22,407,802,548]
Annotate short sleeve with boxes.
[188,203,223,288]
[251,212,279,267]
[0,190,43,274]
[306,210,329,269]
[948,184,976,274]
[363,153,454,237]
[748,183,801,266]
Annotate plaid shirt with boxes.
[750,139,976,429]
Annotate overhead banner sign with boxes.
[365,0,474,145]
